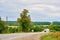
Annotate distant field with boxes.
[8,26,18,28]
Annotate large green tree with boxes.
[17,9,33,32]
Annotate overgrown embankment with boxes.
[41,32,60,40]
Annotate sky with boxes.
[0,0,60,22]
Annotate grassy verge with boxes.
[41,32,60,40]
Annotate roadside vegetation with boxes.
[0,17,8,33]
[41,32,60,40]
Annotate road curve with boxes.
[0,32,47,40]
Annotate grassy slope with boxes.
[41,32,60,40]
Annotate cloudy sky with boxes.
[0,0,60,21]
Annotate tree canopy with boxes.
[17,9,33,32]
[0,17,7,33]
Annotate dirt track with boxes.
[0,32,46,40]
[13,34,41,40]
[12,32,46,40]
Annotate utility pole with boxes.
[6,16,8,26]
[50,21,53,25]
[6,16,8,22]
[0,16,1,21]
[6,16,9,32]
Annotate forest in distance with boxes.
[5,21,60,26]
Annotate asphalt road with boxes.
[0,32,46,40]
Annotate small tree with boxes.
[0,17,8,33]
[17,9,33,32]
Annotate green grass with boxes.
[41,32,60,40]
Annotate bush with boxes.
[8,27,18,33]
[0,21,8,33]
[17,26,22,32]
[55,32,60,38]
[34,26,44,32]
[49,24,60,32]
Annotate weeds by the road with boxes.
[41,32,60,40]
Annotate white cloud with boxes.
[45,13,60,17]
[20,4,60,21]
[0,0,5,3]
[17,0,60,5]
[26,4,60,11]
[0,0,60,21]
